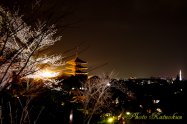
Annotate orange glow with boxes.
[39,69,59,78]
[27,68,60,79]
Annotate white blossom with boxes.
[0,7,63,90]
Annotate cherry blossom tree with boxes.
[0,5,66,124]
[0,6,63,91]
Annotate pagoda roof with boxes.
[75,64,88,69]
[74,57,87,64]
[75,70,87,74]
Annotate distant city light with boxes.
[156,108,162,113]
[69,110,73,123]
[153,100,160,104]
[139,105,143,108]
[105,113,112,117]
[115,98,119,104]
[126,111,131,115]
[72,87,75,90]
[80,87,84,90]
[147,109,151,113]
[61,102,65,106]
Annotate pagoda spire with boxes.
[64,48,88,76]
[75,46,79,58]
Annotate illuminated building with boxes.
[65,56,88,77]
[62,56,88,89]
[179,70,182,81]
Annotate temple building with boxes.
[61,56,88,90]
[65,56,88,77]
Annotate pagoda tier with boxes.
[75,70,88,75]
[75,64,88,70]
[64,56,88,76]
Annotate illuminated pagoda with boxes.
[65,56,88,77]
[61,56,88,90]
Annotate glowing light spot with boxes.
[139,105,143,108]
[107,117,114,123]
[61,102,65,106]
[156,108,162,113]
[126,111,131,115]
[179,70,182,81]
[39,69,59,78]
[26,68,60,79]
[69,110,73,123]
[153,100,160,104]
[72,87,75,90]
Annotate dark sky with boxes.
[57,0,187,79]
[2,0,187,79]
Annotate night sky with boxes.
[1,0,187,79]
